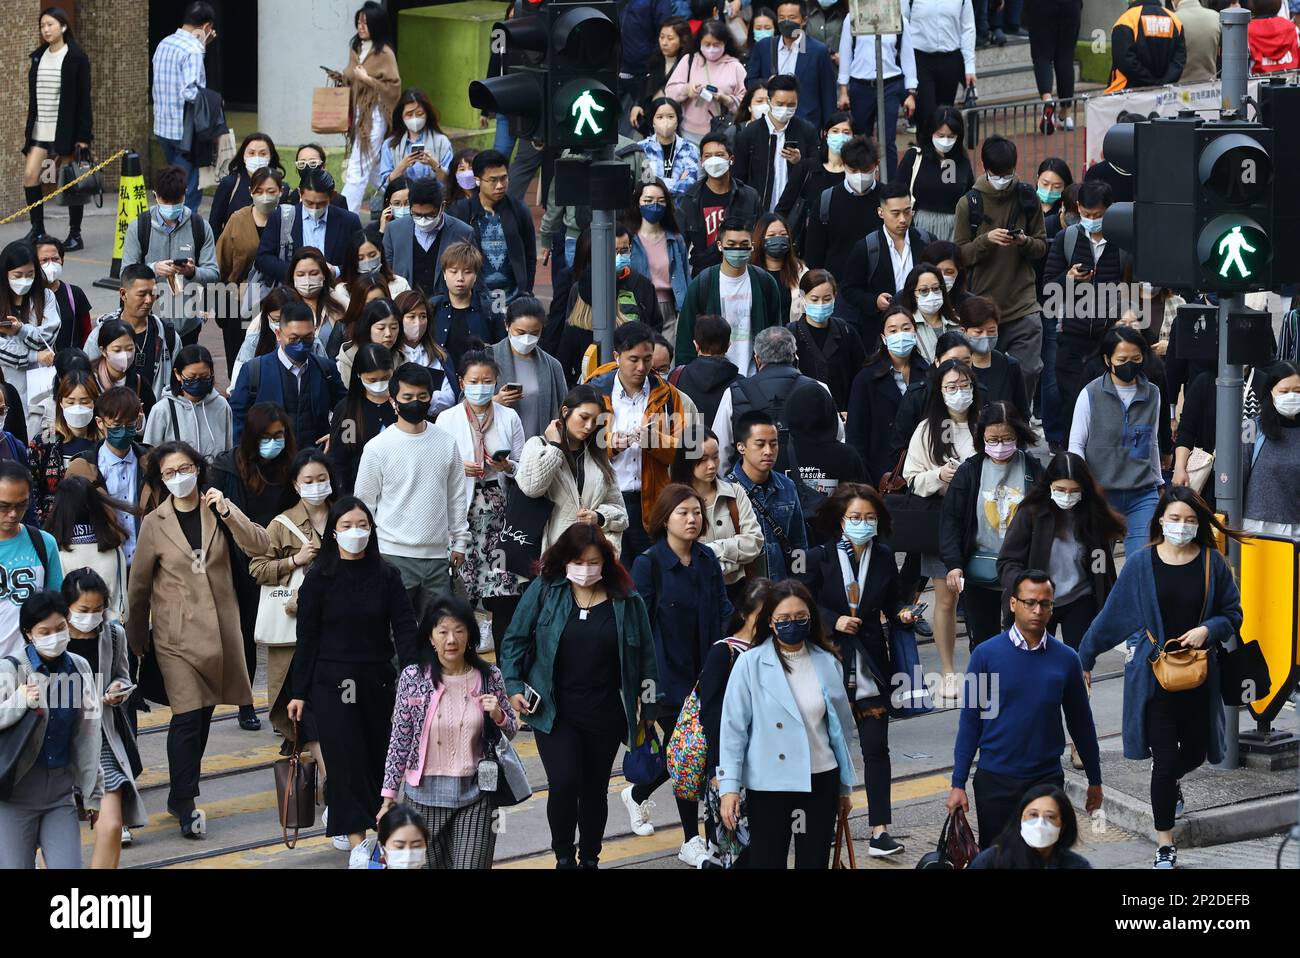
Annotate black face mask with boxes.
[778,18,800,38]
[395,398,431,424]
[1111,361,1142,384]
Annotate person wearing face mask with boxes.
[800,484,918,856]
[357,802,430,869]
[847,304,930,484]
[896,108,976,242]
[33,370,100,523]
[0,589,100,869]
[718,580,858,869]
[500,523,660,868]
[84,266,175,411]
[387,177,478,303]
[629,178,691,341]
[787,269,865,410]
[120,165,218,349]
[446,150,537,316]
[968,785,1092,868]
[151,3,217,213]
[836,13,918,180]
[491,297,565,440]
[775,110,853,252]
[328,344,398,495]
[335,297,404,389]
[60,569,144,866]
[1242,362,1300,540]
[897,262,960,365]
[331,3,402,213]
[919,239,974,309]
[143,344,231,462]
[746,1,838,128]
[288,495,419,852]
[676,218,781,373]
[956,296,1031,417]
[216,168,286,371]
[733,73,819,214]
[843,181,936,345]
[678,133,764,275]
[0,463,62,659]
[128,441,270,838]
[631,17,691,135]
[638,98,702,196]
[378,89,454,194]
[1080,488,1243,869]
[665,20,747,144]
[35,239,91,353]
[254,167,364,285]
[0,240,60,429]
[954,136,1049,410]
[753,213,809,323]
[802,135,882,281]
[1069,326,1169,561]
[377,174,412,235]
[940,401,1040,648]
[248,451,335,782]
[334,228,411,310]
[433,350,526,652]
[209,133,283,241]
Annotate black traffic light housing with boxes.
[1258,79,1300,286]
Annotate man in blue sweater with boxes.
[947,570,1104,848]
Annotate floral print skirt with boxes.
[458,483,524,601]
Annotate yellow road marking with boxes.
[136,692,270,731]
[83,790,280,847]
[136,743,286,788]
[166,834,335,869]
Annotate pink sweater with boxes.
[665,53,748,137]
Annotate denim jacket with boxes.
[725,466,807,580]
[630,230,690,311]
[638,134,701,195]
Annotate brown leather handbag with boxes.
[878,448,909,495]
[1149,552,1211,692]
[274,723,317,849]
[832,805,857,869]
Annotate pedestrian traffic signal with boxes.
[1194,123,1272,292]
[1257,79,1300,285]
[468,7,549,139]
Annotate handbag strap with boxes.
[272,512,310,546]
[281,720,303,849]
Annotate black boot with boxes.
[63,204,84,251]
[238,703,262,731]
[24,186,44,243]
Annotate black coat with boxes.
[676,176,764,275]
[939,451,1041,575]
[847,351,930,484]
[25,40,92,155]
[842,226,935,344]
[996,502,1118,615]
[732,116,821,212]
[972,351,1031,423]
[798,540,907,711]
[209,170,253,241]
[671,355,741,428]
[448,192,537,295]
[776,159,844,252]
[786,317,867,412]
[1043,227,1135,339]
[802,181,881,283]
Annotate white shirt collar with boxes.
[613,375,649,404]
[1008,623,1047,652]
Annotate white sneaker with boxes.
[678,835,712,868]
[332,835,353,851]
[621,785,656,836]
[477,617,495,653]
[120,827,133,846]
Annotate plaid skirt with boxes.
[404,793,498,870]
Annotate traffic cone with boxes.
[94,150,148,291]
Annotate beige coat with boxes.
[515,435,628,555]
[344,44,402,149]
[215,204,262,284]
[247,501,323,617]
[700,479,764,585]
[126,498,270,714]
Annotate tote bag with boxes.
[254,515,309,647]
[499,477,555,578]
[311,83,350,135]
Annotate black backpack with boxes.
[730,373,827,520]
[136,213,206,265]
[964,182,1039,234]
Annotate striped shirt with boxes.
[33,45,68,142]
[152,29,206,140]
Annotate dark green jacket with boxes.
[499,576,661,745]
[675,264,782,366]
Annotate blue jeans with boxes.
[849,76,905,181]
[991,0,1023,31]
[1038,312,1064,444]
[158,137,202,213]
[493,115,516,164]
[1107,485,1161,561]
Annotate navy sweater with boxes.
[952,631,1102,788]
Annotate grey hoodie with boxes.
[143,388,233,462]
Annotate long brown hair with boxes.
[647,483,705,540]
[749,579,838,671]
[537,522,634,596]
[236,402,297,495]
[752,213,804,291]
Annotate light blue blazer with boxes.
[718,640,859,797]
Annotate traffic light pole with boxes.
[591,204,616,364]
[1214,7,1250,771]
[875,33,888,184]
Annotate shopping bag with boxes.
[311,84,351,135]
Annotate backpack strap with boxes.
[271,512,310,545]
[668,365,685,387]
[865,231,881,282]
[1063,223,1080,265]
[168,396,181,441]
[24,525,48,581]
[964,188,984,232]
[907,146,923,202]
[191,215,205,260]
[136,215,151,259]
[819,185,835,225]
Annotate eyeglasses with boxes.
[772,614,811,625]
[160,463,197,482]
[295,159,323,170]
[0,498,29,516]
[1014,598,1054,611]
[915,285,943,296]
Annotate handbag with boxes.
[136,641,169,707]
[479,716,533,808]
[311,82,351,135]
[499,476,556,578]
[1218,638,1271,707]
[57,146,103,208]
[882,489,943,555]
[0,656,42,801]
[1186,447,1214,494]
[273,722,317,849]
[832,805,857,869]
[622,723,665,786]
[668,638,748,800]
[878,448,908,496]
[254,515,309,646]
[916,808,979,869]
[888,623,934,716]
[962,83,979,149]
[965,551,1001,587]
[1148,551,1211,692]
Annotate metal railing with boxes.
[960,96,1090,181]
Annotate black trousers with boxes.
[484,593,523,658]
[972,766,1064,849]
[534,716,624,864]
[1047,595,1095,650]
[745,768,840,869]
[1056,332,1101,432]
[233,562,259,685]
[914,49,967,144]
[180,327,202,349]
[621,492,652,567]
[313,660,395,837]
[1025,1,1081,102]
[856,710,892,827]
[166,705,215,807]
[630,714,700,842]
[218,315,246,376]
[1146,681,1210,832]
[963,585,1006,651]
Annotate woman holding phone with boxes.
[378,88,454,189]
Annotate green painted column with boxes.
[399,2,506,134]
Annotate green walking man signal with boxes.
[571,89,605,135]
[1217,225,1257,279]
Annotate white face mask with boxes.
[987,173,1015,191]
[944,387,974,413]
[770,105,796,123]
[404,116,427,134]
[1161,520,1198,546]
[9,277,33,297]
[164,471,198,499]
[363,379,391,396]
[510,333,539,355]
[63,404,94,428]
[298,480,332,504]
[336,527,371,554]
[1020,817,1061,849]
[385,847,425,869]
[1273,392,1300,418]
[32,628,70,658]
[749,102,770,120]
[917,291,944,315]
[1050,490,1082,511]
[41,261,62,284]
[941,273,957,290]
[69,610,103,633]
[933,136,957,154]
[294,277,323,297]
[412,214,438,231]
[107,351,134,373]
[245,155,271,176]
[702,157,731,179]
[846,170,875,194]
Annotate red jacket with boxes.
[1249,16,1300,74]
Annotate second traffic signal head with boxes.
[468,12,550,139]
[1194,122,1273,292]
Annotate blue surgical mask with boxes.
[157,203,185,221]
[615,253,632,273]
[844,518,877,544]
[639,203,665,224]
[464,383,495,406]
[826,132,851,154]
[773,619,811,645]
[283,341,312,364]
[753,28,774,40]
[259,437,285,460]
[885,331,916,357]
[1080,216,1103,235]
[804,302,834,326]
[391,205,411,219]
[722,248,751,268]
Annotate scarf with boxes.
[464,398,494,469]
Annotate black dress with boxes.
[329,397,398,493]
[553,600,623,737]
